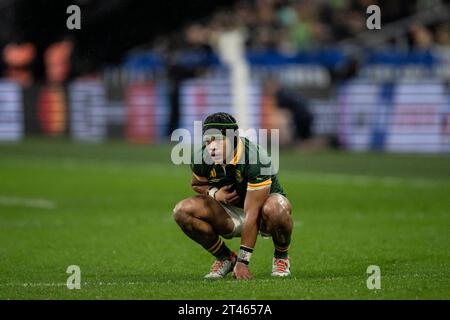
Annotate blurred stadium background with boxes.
[0,0,449,151]
[0,0,450,299]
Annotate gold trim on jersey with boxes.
[230,138,244,165]
[247,179,272,190]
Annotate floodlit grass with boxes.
[0,138,449,299]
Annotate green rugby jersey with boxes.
[191,137,285,208]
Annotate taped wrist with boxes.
[208,187,219,199]
[237,245,253,265]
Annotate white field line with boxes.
[0,281,147,288]
[0,278,290,288]
[0,196,56,210]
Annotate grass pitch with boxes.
[0,138,449,299]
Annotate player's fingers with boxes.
[231,194,240,200]
[229,192,239,199]
[225,191,237,199]
[226,190,237,198]
[228,196,240,205]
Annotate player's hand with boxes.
[215,185,240,205]
[232,261,253,280]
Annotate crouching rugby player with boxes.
[173,112,293,280]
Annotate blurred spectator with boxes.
[289,1,321,50]
[167,24,214,134]
[435,22,450,46]
[264,78,315,146]
[2,41,36,87]
[331,54,361,82]
[256,0,277,26]
[323,0,367,40]
[409,22,434,50]
[44,38,74,84]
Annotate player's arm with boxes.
[242,186,270,248]
[233,184,270,280]
[191,171,240,203]
[191,172,209,195]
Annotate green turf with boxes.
[0,138,449,299]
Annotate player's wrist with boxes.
[237,245,253,265]
[208,186,219,199]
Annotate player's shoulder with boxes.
[242,137,271,166]
[190,145,210,176]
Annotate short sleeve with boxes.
[245,141,273,191]
[246,163,272,190]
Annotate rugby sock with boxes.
[274,242,289,259]
[207,237,232,260]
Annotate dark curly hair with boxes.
[202,112,239,148]
[203,112,238,130]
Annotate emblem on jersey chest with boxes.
[235,169,243,183]
[209,168,217,178]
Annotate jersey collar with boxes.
[230,138,244,165]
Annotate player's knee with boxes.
[262,195,292,227]
[173,196,208,226]
[172,206,186,227]
[172,198,197,226]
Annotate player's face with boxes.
[203,134,230,163]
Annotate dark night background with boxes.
[0,0,237,77]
